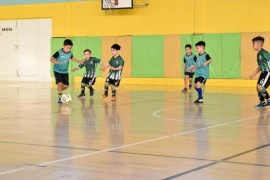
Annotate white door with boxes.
[0,20,19,80]
[0,19,52,82]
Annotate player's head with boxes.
[195,41,206,54]
[252,36,264,51]
[185,44,192,54]
[111,44,121,56]
[63,39,73,53]
[84,49,91,60]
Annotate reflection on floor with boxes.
[0,82,269,179]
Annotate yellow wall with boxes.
[1,0,269,37]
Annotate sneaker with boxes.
[58,97,62,103]
[182,88,188,92]
[265,100,270,108]
[194,99,203,103]
[90,88,94,96]
[111,96,116,101]
[101,94,108,99]
[189,85,192,90]
[255,101,266,108]
[78,92,85,98]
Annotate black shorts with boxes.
[106,78,121,87]
[257,72,270,88]
[54,71,69,85]
[194,76,207,84]
[185,72,195,78]
[81,77,96,86]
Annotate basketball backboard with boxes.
[102,0,133,10]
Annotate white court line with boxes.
[152,106,186,122]
[0,111,269,176]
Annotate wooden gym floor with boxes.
[0,82,269,180]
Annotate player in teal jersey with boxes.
[193,41,212,103]
[182,44,197,92]
[250,36,270,108]
[101,44,124,101]
[50,39,82,103]
[71,49,104,98]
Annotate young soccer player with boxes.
[50,39,82,103]
[250,36,270,108]
[101,44,124,101]
[182,44,197,92]
[71,49,104,98]
[193,41,212,103]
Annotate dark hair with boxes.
[185,44,192,49]
[195,41,206,47]
[64,39,73,46]
[84,49,91,54]
[252,36,264,43]
[111,44,121,51]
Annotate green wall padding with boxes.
[221,34,241,78]
[132,36,164,77]
[180,33,241,79]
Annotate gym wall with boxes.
[1,0,270,82]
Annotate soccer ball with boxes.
[61,94,72,104]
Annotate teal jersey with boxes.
[107,56,124,80]
[78,57,101,78]
[53,49,73,74]
[184,53,197,72]
[257,49,270,72]
[195,52,211,79]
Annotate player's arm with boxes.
[101,63,110,71]
[71,55,84,64]
[186,65,196,71]
[50,52,60,64]
[250,67,261,79]
[71,67,80,72]
[203,55,212,66]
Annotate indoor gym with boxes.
[0,0,270,179]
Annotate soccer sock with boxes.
[258,88,270,101]
[197,88,203,99]
[112,89,116,96]
[58,92,63,98]
[104,86,109,95]
[81,84,85,93]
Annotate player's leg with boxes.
[111,80,120,101]
[194,77,204,103]
[188,73,194,90]
[255,72,270,108]
[62,73,69,92]
[182,73,189,92]
[258,72,270,108]
[88,78,96,96]
[101,79,109,99]
[78,79,86,98]
[54,72,64,103]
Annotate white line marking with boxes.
[0,110,269,176]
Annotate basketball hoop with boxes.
[102,0,115,14]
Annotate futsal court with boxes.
[0,82,269,179]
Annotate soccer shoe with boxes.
[256,101,266,108]
[101,94,108,99]
[189,85,192,90]
[58,97,62,103]
[265,101,270,108]
[78,92,85,98]
[111,96,116,101]
[194,99,203,103]
[90,88,94,96]
[182,88,188,92]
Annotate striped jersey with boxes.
[257,49,270,72]
[107,56,124,80]
[195,52,211,79]
[184,53,197,72]
[53,49,73,74]
[78,57,101,78]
